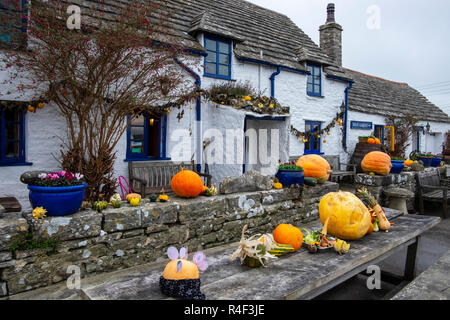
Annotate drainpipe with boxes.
[343,81,353,150]
[174,54,203,173]
[270,66,281,98]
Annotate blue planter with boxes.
[28,183,87,216]
[275,169,304,187]
[390,160,405,174]
[418,157,433,168]
[431,157,442,167]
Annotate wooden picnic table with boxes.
[6,208,441,300]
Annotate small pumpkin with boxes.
[163,259,199,281]
[159,194,169,202]
[273,182,283,189]
[361,151,392,176]
[273,224,303,252]
[129,197,140,207]
[319,191,371,240]
[171,169,204,198]
[126,193,141,202]
[367,138,376,144]
[201,186,208,194]
[404,160,414,167]
[296,154,332,183]
[374,138,381,145]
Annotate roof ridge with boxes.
[343,67,408,85]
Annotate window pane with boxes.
[205,38,216,51]
[314,75,321,83]
[131,115,144,126]
[6,123,19,140]
[313,140,319,150]
[219,41,229,54]
[219,53,229,65]
[206,51,216,63]
[4,109,19,122]
[130,141,144,154]
[131,126,144,140]
[5,141,19,158]
[205,62,216,74]
[314,66,321,75]
[307,83,313,93]
[305,124,311,132]
[305,141,311,150]
[314,84,320,94]
[219,64,229,76]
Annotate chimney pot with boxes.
[326,3,335,23]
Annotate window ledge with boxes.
[307,93,325,98]
[0,162,33,167]
[303,151,324,155]
[203,74,236,81]
[124,158,171,162]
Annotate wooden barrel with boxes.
[351,143,388,173]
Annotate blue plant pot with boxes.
[390,160,405,174]
[418,157,433,168]
[431,157,442,167]
[275,169,304,187]
[28,183,87,216]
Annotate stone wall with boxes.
[0,182,338,297]
[354,167,446,211]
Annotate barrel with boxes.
[351,143,388,173]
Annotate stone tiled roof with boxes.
[72,0,349,76]
[344,68,450,123]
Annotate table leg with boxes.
[404,236,420,281]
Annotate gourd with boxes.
[129,197,140,207]
[204,185,218,197]
[149,193,158,202]
[374,138,381,145]
[404,160,414,167]
[93,200,108,212]
[361,151,392,176]
[319,191,371,240]
[163,259,199,280]
[273,182,283,189]
[268,244,295,256]
[303,177,318,186]
[296,155,331,183]
[171,169,204,198]
[367,138,376,144]
[273,224,303,251]
[126,193,141,202]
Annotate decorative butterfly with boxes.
[166,246,208,273]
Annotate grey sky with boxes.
[246,0,450,116]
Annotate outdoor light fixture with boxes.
[149,118,154,126]
[426,122,431,133]
[340,102,346,114]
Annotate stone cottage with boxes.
[0,0,351,210]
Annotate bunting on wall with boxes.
[290,111,345,143]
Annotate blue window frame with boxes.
[374,125,385,145]
[0,108,27,165]
[306,64,322,96]
[204,35,232,80]
[304,121,322,155]
[126,113,169,161]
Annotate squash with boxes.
[273,182,283,189]
[205,185,218,197]
[296,154,331,184]
[304,177,318,186]
[374,138,381,145]
[319,191,371,240]
[171,169,204,198]
[129,197,140,207]
[268,244,295,256]
[163,259,199,280]
[361,151,392,176]
[404,160,414,167]
[126,193,141,202]
[273,224,303,251]
[367,138,376,144]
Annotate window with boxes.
[0,108,26,165]
[304,121,321,154]
[204,35,232,79]
[0,0,28,48]
[306,64,322,96]
[126,113,169,161]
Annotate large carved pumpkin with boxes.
[361,151,392,176]
[319,191,371,240]
[296,154,332,183]
[171,169,204,198]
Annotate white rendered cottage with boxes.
[0,0,352,210]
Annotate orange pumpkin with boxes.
[126,193,141,202]
[296,154,332,183]
[374,138,381,145]
[404,160,414,167]
[367,138,376,144]
[361,151,392,176]
[319,191,372,240]
[163,259,199,280]
[171,169,204,198]
[273,224,303,251]
[201,185,208,194]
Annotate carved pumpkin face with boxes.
[171,169,204,198]
[319,191,371,240]
[296,154,331,183]
[163,259,199,280]
[361,151,392,176]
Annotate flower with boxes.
[32,207,47,220]
[59,170,67,176]
[38,173,47,179]
[75,173,84,181]
[244,96,252,101]
[269,104,274,109]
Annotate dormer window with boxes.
[306,64,322,97]
[204,35,232,80]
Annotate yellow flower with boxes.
[129,197,140,207]
[269,104,274,109]
[32,207,47,220]
[274,182,283,189]
[244,96,252,101]
[258,103,264,108]
[159,194,169,202]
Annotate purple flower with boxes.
[59,170,66,176]
[75,173,84,181]
[64,172,74,181]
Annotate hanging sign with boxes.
[350,121,373,130]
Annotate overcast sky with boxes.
[247,0,450,116]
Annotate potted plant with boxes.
[27,171,87,216]
[358,136,369,143]
[390,157,405,174]
[431,154,443,167]
[417,153,433,167]
[275,162,304,187]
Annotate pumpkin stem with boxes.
[321,217,330,236]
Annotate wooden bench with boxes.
[391,248,450,300]
[128,161,212,197]
[16,209,439,300]
[322,155,357,183]
[417,170,449,219]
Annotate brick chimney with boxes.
[319,3,343,67]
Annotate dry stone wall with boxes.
[0,182,338,297]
